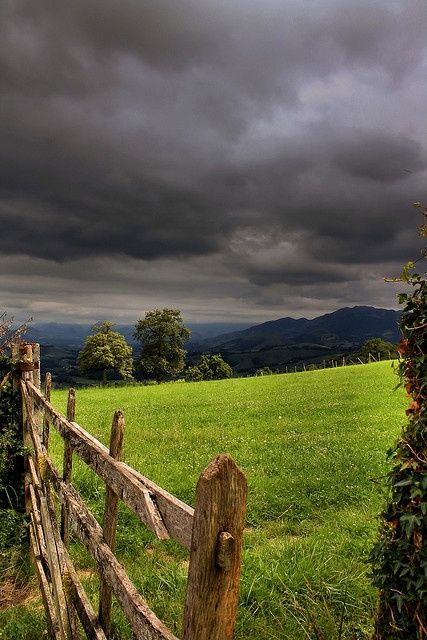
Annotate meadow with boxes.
[0,362,406,639]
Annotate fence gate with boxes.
[14,343,247,640]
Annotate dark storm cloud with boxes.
[1,0,426,321]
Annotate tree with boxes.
[255,366,273,376]
[134,309,191,383]
[354,337,397,362]
[77,322,133,384]
[370,203,427,639]
[186,354,233,381]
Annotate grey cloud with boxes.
[0,0,426,322]
[331,131,426,182]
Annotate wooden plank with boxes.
[29,520,63,640]
[44,456,179,640]
[32,342,41,388]
[29,469,103,640]
[43,372,52,448]
[44,483,81,640]
[183,454,247,640]
[61,389,76,548]
[21,345,34,514]
[28,475,49,565]
[99,410,125,638]
[27,381,192,547]
[22,383,73,639]
[38,490,72,640]
[61,544,108,640]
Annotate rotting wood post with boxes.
[99,410,125,638]
[43,372,52,449]
[61,387,81,638]
[183,454,247,640]
[61,389,76,548]
[17,343,35,514]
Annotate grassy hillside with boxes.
[0,362,406,639]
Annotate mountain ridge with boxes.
[187,306,401,373]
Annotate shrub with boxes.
[0,355,25,548]
[186,354,233,381]
[370,206,427,639]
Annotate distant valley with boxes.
[27,306,401,384]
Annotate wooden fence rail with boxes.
[14,343,247,640]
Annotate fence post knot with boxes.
[37,452,48,481]
[216,531,235,572]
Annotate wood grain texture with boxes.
[45,456,179,640]
[61,539,108,640]
[29,520,63,640]
[61,389,76,548]
[61,389,76,549]
[43,372,52,449]
[27,382,189,545]
[29,456,104,640]
[183,454,247,640]
[99,410,125,638]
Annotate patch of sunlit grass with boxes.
[3,362,404,639]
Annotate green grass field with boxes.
[0,362,407,639]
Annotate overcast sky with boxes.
[1,0,426,325]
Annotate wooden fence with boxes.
[14,343,247,640]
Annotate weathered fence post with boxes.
[43,371,52,449]
[99,410,125,638]
[61,389,76,548]
[15,343,37,514]
[183,454,247,640]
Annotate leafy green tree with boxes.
[187,353,233,381]
[355,337,397,361]
[77,322,133,384]
[134,309,191,383]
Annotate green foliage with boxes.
[354,338,397,362]
[134,309,191,383]
[186,353,233,381]
[0,355,24,520]
[78,321,133,384]
[370,207,427,639]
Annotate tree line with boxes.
[77,308,232,384]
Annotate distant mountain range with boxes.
[26,321,252,347]
[188,306,401,374]
[26,306,401,383]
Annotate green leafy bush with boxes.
[370,207,427,639]
[186,353,233,381]
[0,358,23,506]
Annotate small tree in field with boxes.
[78,322,133,384]
[370,204,427,639]
[186,354,233,381]
[134,309,191,383]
